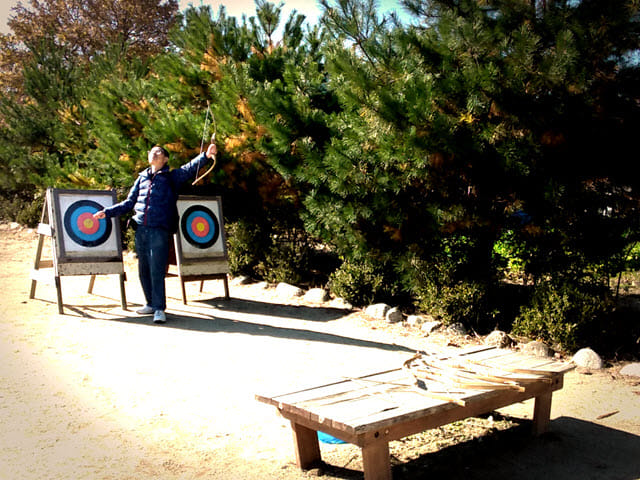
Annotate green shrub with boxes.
[513,280,613,352]
[328,259,385,307]
[226,219,264,277]
[257,227,313,285]
[493,230,527,280]
[0,192,44,227]
[415,279,493,329]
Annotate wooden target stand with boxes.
[168,195,230,304]
[29,188,127,314]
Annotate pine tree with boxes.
[256,0,640,323]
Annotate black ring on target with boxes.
[181,204,220,249]
[63,199,111,247]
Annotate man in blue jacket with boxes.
[94,143,217,323]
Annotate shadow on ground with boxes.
[201,296,349,322]
[61,295,416,355]
[316,416,640,480]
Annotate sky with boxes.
[0,0,410,36]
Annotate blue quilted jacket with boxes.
[104,152,209,231]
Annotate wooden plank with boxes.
[57,261,124,276]
[259,369,402,407]
[178,261,229,276]
[461,347,515,362]
[299,372,412,409]
[268,382,371,410]
[489,354,573,374]
[300,391,402,428]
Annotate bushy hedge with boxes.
[513,280,614,352]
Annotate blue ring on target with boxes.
[63,199,111,247]
[181,205,220,249]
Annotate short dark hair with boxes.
[154,145,170,158]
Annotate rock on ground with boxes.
[572,348,604,369]
[485,330,514,348]
[406,315,425,326]
[620,363,640,377]
[522,340,552,358]
[365,303,390,320]
[385,307,403,323]
[421,320,443,334]
[303,288,330,303]
[275,282,304,298]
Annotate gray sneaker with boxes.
[136,305,154,315]
[153,310,166,324]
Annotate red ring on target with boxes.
[190,216,210,237]
[77,212,100,235]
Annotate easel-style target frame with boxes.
[171,195,230,303]
[29,188,127,314]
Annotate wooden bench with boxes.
[256,346,574,480]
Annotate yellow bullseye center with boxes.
[84,218,94,229]
[196,222,205,232]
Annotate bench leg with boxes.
[290,421,321,469]
[362,441,391,480]
[532,391,553,435]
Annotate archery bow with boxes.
[192,101,217,185]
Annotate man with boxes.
[94,143,217,323]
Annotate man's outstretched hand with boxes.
[206,143,217,159]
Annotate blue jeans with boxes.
[135,226,170,311]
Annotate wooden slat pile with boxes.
[402,349,563,407]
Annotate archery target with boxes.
[176,196,226,259]
[63,199,112,247]
[181,205,220,249]
[53,190,121,260]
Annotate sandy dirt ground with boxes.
[0,224,639,480]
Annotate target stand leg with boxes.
[87,275,96,294]
[55,275,64,314]
[119,273,127,310]
[180,277,188,305]
[223,275,230,299]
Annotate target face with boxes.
[51,189,121,261]
[176,196,226,260]
[63,199,112,247]
[181,205,220,249]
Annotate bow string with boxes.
[192,100,217,185]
